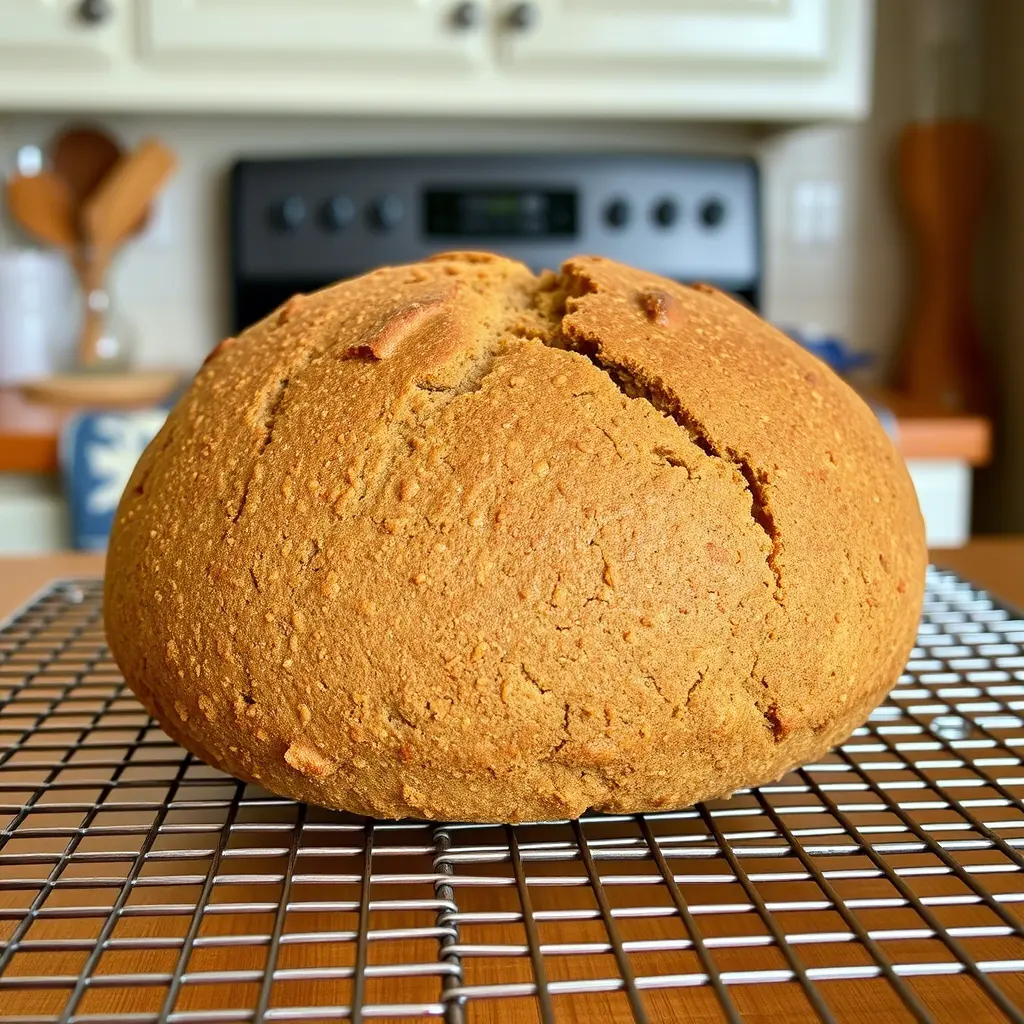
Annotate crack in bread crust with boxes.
[535,271,785,608]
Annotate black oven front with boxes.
[229,154,760,335]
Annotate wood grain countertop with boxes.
[0,384,994,475]
[0,540,1022,1022]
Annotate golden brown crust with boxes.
[103,252,926,822]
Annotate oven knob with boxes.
[507,2,538,30]
[320,195,356,232]
[452,1,481,28]
[700,197,727,229]
[368,195,404,231]
[603,198,630,229]
[77,0,111,24]
[652,198,679,228]
[270,196,307,232]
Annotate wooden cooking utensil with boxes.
[4,172,76,249]
[5,171,108,373]
[75,139,177,365]
[52,125,150,238]
[72,248,115,370]
[81,139,176,253]
[896,121,992,415]
[51,129,123,369]
[52,126,121,206]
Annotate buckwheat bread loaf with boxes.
[104,252,926,822]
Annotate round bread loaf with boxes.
[104,252,926,822]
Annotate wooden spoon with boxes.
[4,172,76,249]
[52,125,150,238]
[76,139,177,365]
[82,139,176,253]
[50,130,124,370]
[5,171,104,373]
[52,126,121,206]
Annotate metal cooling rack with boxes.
[2,572,1024,1023]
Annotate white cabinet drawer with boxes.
[498,0,873,119]
[0,0,125,69]
[139,0,489,70]
[500,0,832,70]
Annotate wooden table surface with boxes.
[1,541,1022,1023]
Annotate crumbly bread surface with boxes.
[104,252,927,822]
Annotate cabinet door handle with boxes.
[77,0,111,25]
[452,1,482,29]
[506,2,538,31]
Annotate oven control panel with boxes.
[230,154,760,330]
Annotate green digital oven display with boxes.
[424,188,577,238]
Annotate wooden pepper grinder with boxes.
[896,0,991,415]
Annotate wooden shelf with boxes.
[0,382,182,475]
[0,387,66,474]
[0,385,994,475]
[869,388,992,465]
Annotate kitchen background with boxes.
[0,0,1019,550]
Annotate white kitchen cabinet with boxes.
[503,0,831,68]
[139,0,489,71]
[499,0,873,119]
[0,0,874,120]
[0,0,125,69]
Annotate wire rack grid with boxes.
[2,570,1024,1023]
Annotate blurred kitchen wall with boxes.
[0,3,920,375]
[0,114,751,368]
[761,0,915,382]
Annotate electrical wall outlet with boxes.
[790,180,843,245]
